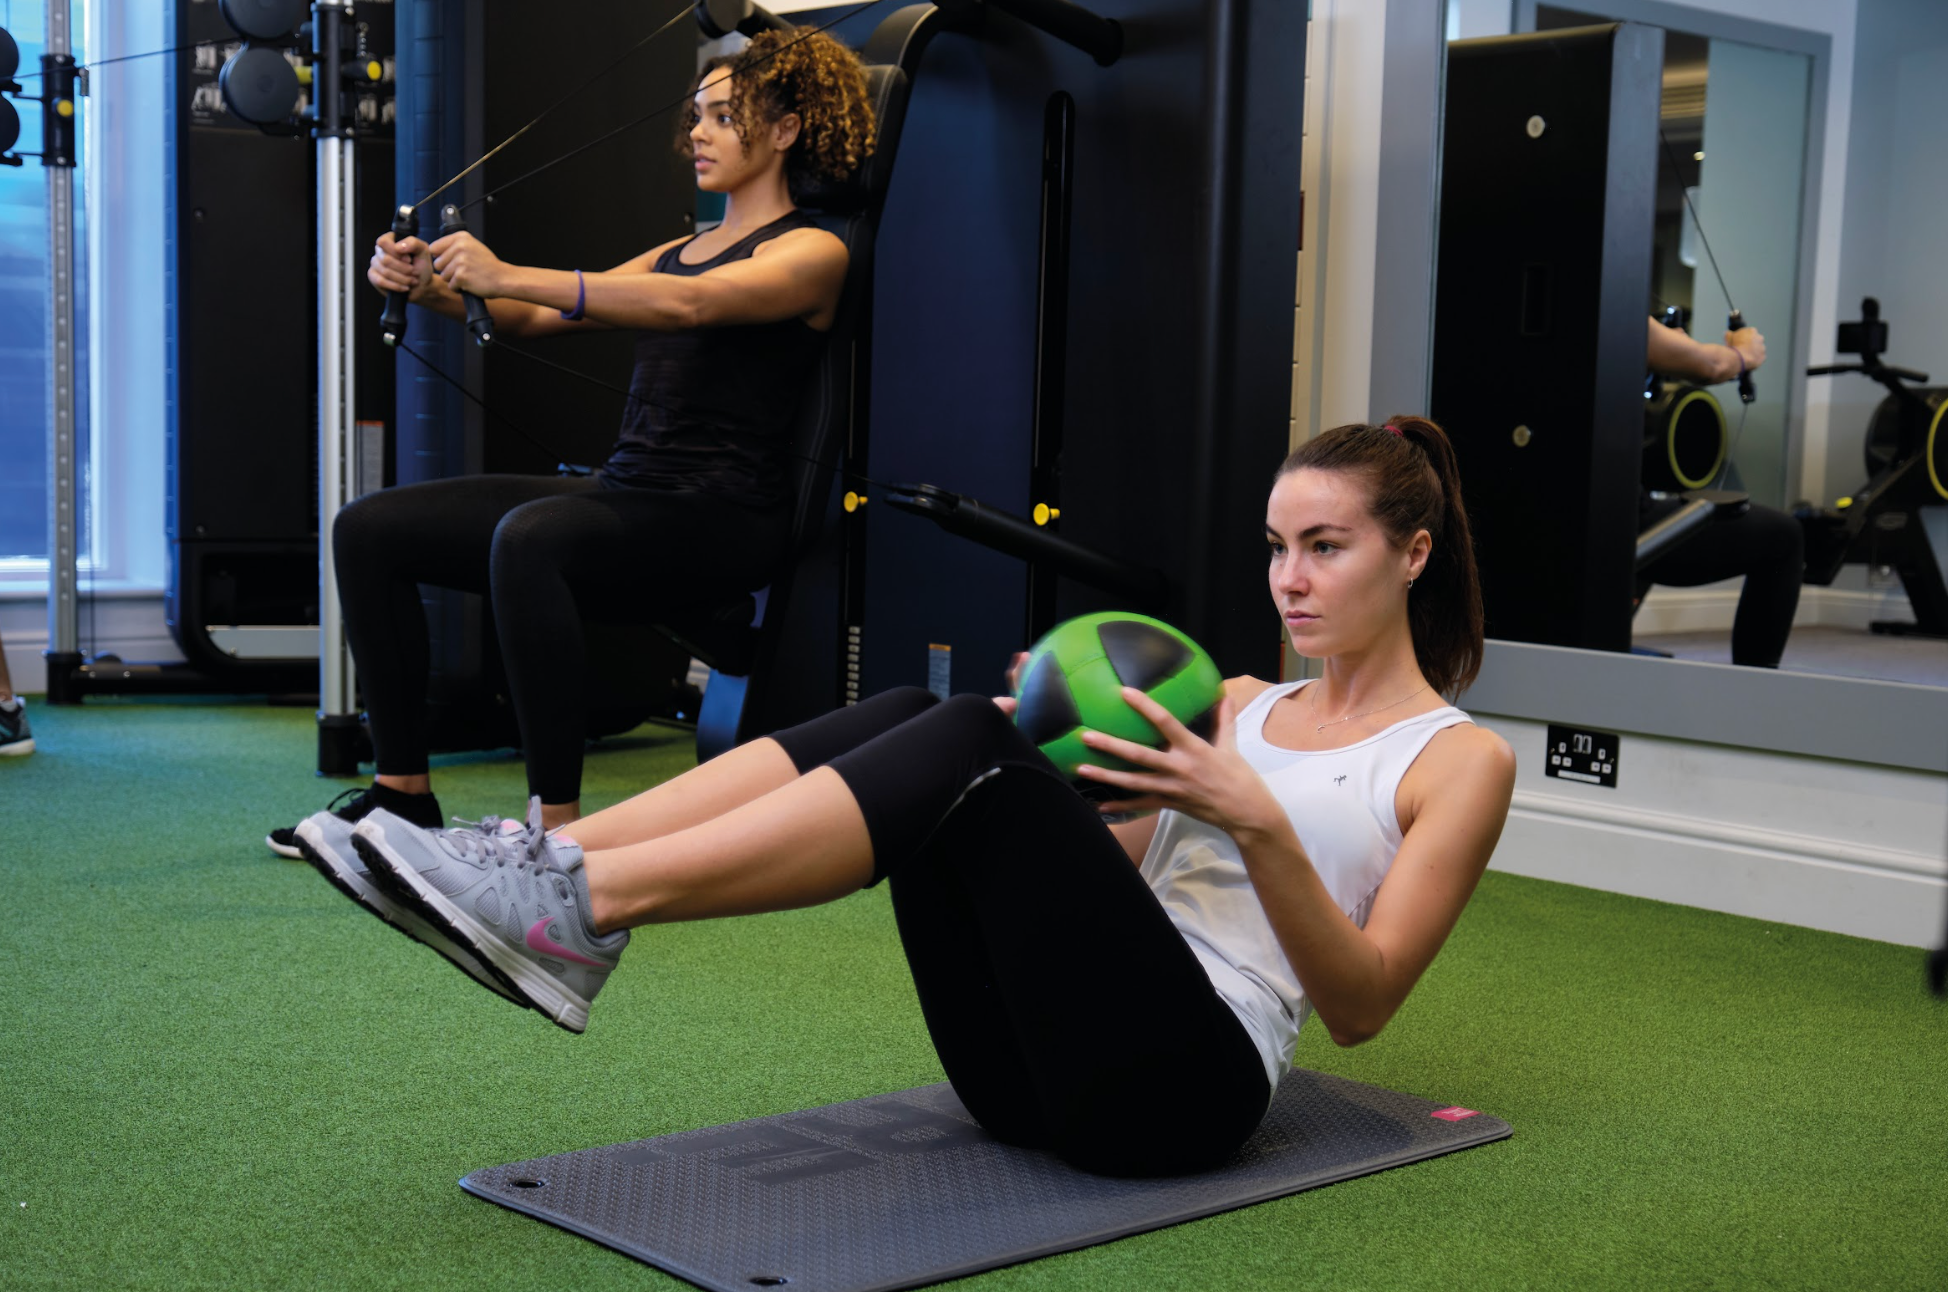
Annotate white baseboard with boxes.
[0,595,185,695]
[1492,792,1947,948]
[1475,716,1948,949]
[1635,581,1915,635]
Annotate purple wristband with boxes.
[559,269,585,321]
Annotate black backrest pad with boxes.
[779,63,910,560]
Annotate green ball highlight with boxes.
[1012,612,1224,794]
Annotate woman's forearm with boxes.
[1232,819,1396,1046]
[414,276,571,338]
[500,264,701,332]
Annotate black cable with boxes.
[402,331,893,495]
[1654,128,1751,490]
[397,340,582,467]
[460,0,892,214]
[11,36,231,79]
[412,0,699,211]
[1657,128,1739,319]
[490,334,899,493]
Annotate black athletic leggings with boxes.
[1639,500,1805,668]
[772,688,1272,1177]
[333,474,789,801]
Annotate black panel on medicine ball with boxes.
[1100,618,1191,691]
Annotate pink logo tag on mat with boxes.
[1430,1107,1480,1121]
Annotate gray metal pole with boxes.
[316,0,361,771]
[318,138,356,722]
[44,0,79,672]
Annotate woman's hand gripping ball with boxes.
[1077,689,1284,840]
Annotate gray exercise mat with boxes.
[460,1068,1510,1292]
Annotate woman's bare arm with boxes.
[425,226,849,335]
[1233,724,1514,1045]
[369,234,685,339]
[1076,689,1516,1047]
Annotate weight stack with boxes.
[166,0,395,688]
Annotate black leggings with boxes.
[332,474,789,801]
[1640,500,1805,668]
[772,688,1271,1177]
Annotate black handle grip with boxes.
[378,204,416,347]
[440,204,496,348]
[1728,309,1756,404]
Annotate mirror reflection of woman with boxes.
[1641,316,1804,667]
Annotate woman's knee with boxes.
[930,691,1026,755]
[489,499,578,593]
[331,491,394,568]
[869,687,942,724]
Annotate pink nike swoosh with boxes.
[525,918,610,968]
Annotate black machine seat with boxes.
[649,62,911,758]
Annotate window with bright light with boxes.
[0,0,91,572]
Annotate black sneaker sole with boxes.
[351,830,589,1035]
[296,831,526,1009]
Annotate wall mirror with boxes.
[1429,0,1948,769]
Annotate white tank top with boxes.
[1137,679,1474,1088]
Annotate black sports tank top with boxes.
[600,209,828,508]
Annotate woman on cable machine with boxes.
[267,29,876,867]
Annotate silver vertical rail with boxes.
[318,136,357,720]
[316,0,360,767]
[45,0,79,669]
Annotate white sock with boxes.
[0,697,20,713]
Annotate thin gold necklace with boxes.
[1309,682,1429,733]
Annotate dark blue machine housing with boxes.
[378,0,1305,760]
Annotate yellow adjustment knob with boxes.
[844,491,865,513]
[1032,503,1061,526]
[56,99,75,119]
[367,60,382,82]
[296,64,313,85]
[1835,496,1853,509]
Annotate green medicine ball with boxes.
[1013,611,1224,793]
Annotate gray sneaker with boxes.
[354,799,628,1033]
[296,809,521,1004]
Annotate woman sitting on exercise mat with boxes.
[268,29,877,867]
[335,417,1517,1178]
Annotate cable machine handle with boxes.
[1727,309,1756,405]
[379,203,416,346]
[440,203,496,347]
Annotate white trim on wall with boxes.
[1477,713,1948,948]
[0,593,185,696]
[1634,580,1915,635]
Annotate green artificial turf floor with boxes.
[1,699,1944,1291]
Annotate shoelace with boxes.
[326,785,371,816]
[442,811,562,873]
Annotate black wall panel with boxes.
[1430,23,1661,653]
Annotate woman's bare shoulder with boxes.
[1223,675,1279,707]
[1414,721,1516,799]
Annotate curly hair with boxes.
[676,28,877,201]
